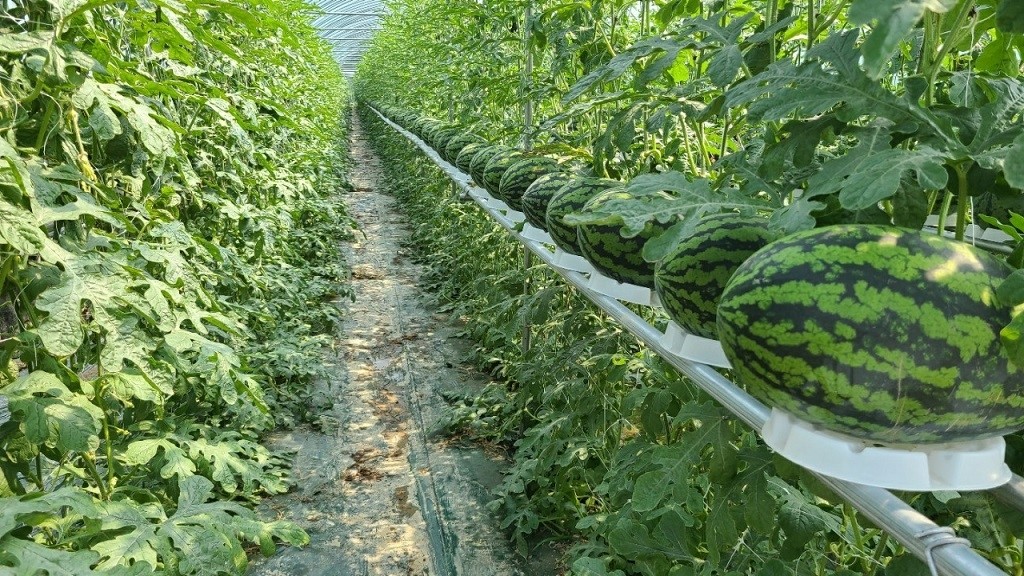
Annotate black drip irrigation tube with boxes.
[369,105,1019,576]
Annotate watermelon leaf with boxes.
[848,0,958,79]
[1001,314,1024,369]
[564,171,764,237]
[996,0,1024,33]
[806,126,949,211]
[996,270,1024,307]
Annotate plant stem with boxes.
[34,99,55,153]
[954,163,970,241]
[866,532,890,576]
[925,0,977,105]
[806,0,816,52]
[82,452,110,500]
[937,189,954,236]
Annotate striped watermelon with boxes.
[522,172,572,231]
[717,224,1024,444]
[576,190,676,288]
[455,142,488,174]
[443,133,485,164]
[498,157,559,211]
[414,118,440,139]
[482,150,527,197]
[655,214,777,339]
[545,178,620,256]
[430,126,460,152]
[409,117,430,136]
[469,145,511,189]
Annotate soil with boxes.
[247,113,559,576]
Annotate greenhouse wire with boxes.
[369,106,1011,576]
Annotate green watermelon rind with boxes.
[522,173,573,231]
[444,133,485,164]
[469,146,509,189]
[576,190,675,288]
[497,157,559,211]
[482,150,527,197]
[716,224,1024,445]
[654,214,777,339]
[545,178,620,256]
[455,143,488,174]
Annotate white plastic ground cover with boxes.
[372,107,1018,576]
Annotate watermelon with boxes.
[482,149,527,197]
[455,142,488,175]
[411,118,437,138]
[498,157,560,211]
[576,190,676,288]
[545,178,620,256]
[443,133,484,164]
[716,224,1024,444]
[654,214,777,339]
[430,126,461,152]
[469,145,511,189]
[522,172,572,230]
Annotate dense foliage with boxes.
[0,1,353,573]
[356,0,1024,574]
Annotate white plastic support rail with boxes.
[369,106,1013,576]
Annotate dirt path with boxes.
[248,113,543,576]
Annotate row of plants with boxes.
[355,0,1024,574]
[0,1,353,573]
[366,98,1024,573]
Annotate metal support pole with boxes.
[520,2,535,354]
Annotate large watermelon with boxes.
[655,214,778,339]
[545,178,620,255]
[469,145,511,189]
[482,149,527,197]
[455,142,488,175]
[498,157,560,211]
[716,224,1024,444]
[444,133,484,164]
[576,190,676,288]
[522,172,572,230]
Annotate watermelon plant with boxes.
[0,0,354,571]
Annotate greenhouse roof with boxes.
[310,0,385,75]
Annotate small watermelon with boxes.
[654,214,778,339]
[498,157,560,211]
[444,133,485,164]
[469,145,511,189]
[576,190,676,288]
[522,172,573,231]
[545,178,620,256]
[482,149,527,197]
[455,142,488,175]
[717,224,1024,444]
